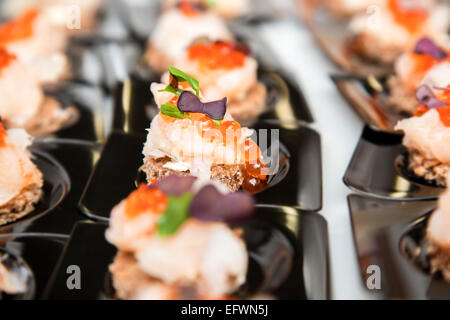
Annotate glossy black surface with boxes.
[399,215,450,299]
[45,207,329,300]
[252,121,322,210]
[18,142,101,235]
[0,234,68,300]
[347,194,449,299]
[344,126,443,201]
[0,150,70,232]
[78,132,145,221]
[112,70,313,136]
[331,74,405,133]
[79,121,322,220]
[42,82,111,142]
[0,246,35,300]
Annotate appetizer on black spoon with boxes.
[347,0,449,66]
[387,38,449,115]
[395,85,450,187]
[0,123,43,226]
[302,0,449,77]
[145,1,233,74]
[0,8,69,84]
[166,39,267,124]
[162,0,250,19]
[332,38,449,133]
[426,175,450,281]
[106,175,255,300]
[143,66,268,193]
[1,0,104,34]
[0,48,78,136]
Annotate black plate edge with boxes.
[346,194,441,299]
[0,150,72,231]
[41,220,107,300]
[342,125,442,201]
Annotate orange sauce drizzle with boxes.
[388,0,428,34]
[0,9,38,44]
[188,42,246,71]
[125,185,168,218]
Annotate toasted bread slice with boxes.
[408,150,449,187]
[143,156,245,192]
[0,180,43,226]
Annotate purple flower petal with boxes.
[178,91,204,113]
[414,38,447,60]
[190,185,255,223]
[415,85,448,109]
[215,193,255,223]
[177,91,227,120]
[150,174,196,197]
[189,185,222,221]
[203,98,227,120]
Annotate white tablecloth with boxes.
[257,18,376,299]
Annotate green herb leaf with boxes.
[157,193,193,236]
[158,84,183,97]
[206,0,216,7]
[168,66,200,97]
[161,103,185,119]
[212,119,221,128]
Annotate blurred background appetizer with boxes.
[0,8,68,84]
[0,123,43,226]
[323,0,386,18]
[145,2,233,74]
[106,175,254,300]
[162,0,250,19]
[143,67,268,192]
[1,0,103,32]
[348,0,449,65]
[426,174,450,281]
[170,40,267,124]
[0,48,77,136]
[387,38,449,114]
[0,257,26,295]
[395,85,450,186]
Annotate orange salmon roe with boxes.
[436,85,450,103]
[388,0,428,34]
[413,105,428,117]
[0,9,38,44]
[437,106,450,127]
[125,185,168,218]
[0,47,16,71]
[410,53,450,81]
[188,42,246,71]
[219,120,241,145]
[179,1,200,17]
